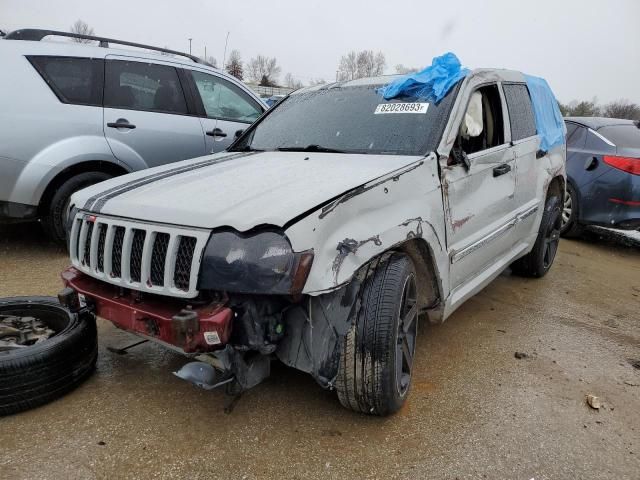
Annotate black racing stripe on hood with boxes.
[83,152,256,212]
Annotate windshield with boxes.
[231,83,458,156]
[598,125,640,149]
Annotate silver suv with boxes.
[0,29,266,242]
[62,66,566,415]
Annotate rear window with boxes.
[28,56,103,106]
[598,125,640,149]
[502,83,537,141]
[104,60,188,114]
[233,84,459,156]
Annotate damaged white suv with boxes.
[61,66,566,415]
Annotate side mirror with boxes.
[234,129,244,139]
[451,145,471,170]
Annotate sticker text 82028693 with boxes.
[374,102,429,114]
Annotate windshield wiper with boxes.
[229,145,264,152]
[276,144,346,153]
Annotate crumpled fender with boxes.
[285,154,449,298]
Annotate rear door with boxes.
[501,83,542,240]
[103,56,206,169]
[187,69,264,153]
[444,83,518,289]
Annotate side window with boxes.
[457,84,505,156]
[566,124,587,149]
[585,129,615,153]
[502,83,537,141]
[104,60,188,114]
[28,56,103,106]
[191,71,262,123]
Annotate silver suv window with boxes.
[27,56,103,106]
[191,71,262,123]
[104,60,188,114]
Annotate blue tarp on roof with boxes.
[524,75,565,152]
[378,52,469,103]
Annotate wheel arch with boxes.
[38,160,129,215]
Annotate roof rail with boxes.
[3,29,214,67]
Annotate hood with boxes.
[73,151,423,231]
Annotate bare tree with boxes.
[338,50,385,81]
[602,99,640,120]
[225,50,243,80]
[565,99,601,117]
[337,51,358,81]
[70,20,95,42]
[395,64,420,75]
[205,55,218,68]
[247,55,281,85]
[284,73,303,89]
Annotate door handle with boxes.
[206,128,227,138]
[107,119,136,129]
[585,156,599,171]
[493,163,512,177]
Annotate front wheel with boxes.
[560,183,584,238]
[511,195,562,278]
[336,253,418,416]
[41,172,113,243]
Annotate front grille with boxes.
[112,226,125,278]
[129,229,146,283]
[71,215,205,298]
[150,233,170,286]
[96,224,107,272]
[174,236,197,290]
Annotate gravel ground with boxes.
[1,223,638,480]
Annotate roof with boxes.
[564,116,637,130]
[294,68,527,96]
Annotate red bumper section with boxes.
[62,267,233,353]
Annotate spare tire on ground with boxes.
[0,296,97,416]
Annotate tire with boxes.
[42,172,112,243]
[511,195,562,278]
[336,253,418,416]
[560,182,584,238]
[0,297,98,416]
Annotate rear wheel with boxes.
[511,195,562,278]
[560,183,584,238]
[42,172,112,244]
[336,253,418,416]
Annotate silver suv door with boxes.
[188,70,264,152]
[442,83,518,290]
[103,56,206,169]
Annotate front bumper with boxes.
[61,267,233,354]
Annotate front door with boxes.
[103,56,206,169]
[443,83,518,289]
[188,70,264,153]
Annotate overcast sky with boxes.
[2,0,639,104]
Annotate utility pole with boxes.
[188,38,192,55]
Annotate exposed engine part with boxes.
[229,297,286,354]
[0,314,57,351]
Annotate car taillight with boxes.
[603,155,640,175]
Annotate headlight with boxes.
[198,230,314,295]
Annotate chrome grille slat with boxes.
[71,213,207,298]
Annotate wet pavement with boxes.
[1,223,638,480]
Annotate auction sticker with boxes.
[375,102,429,114]
[203,331,221,345]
